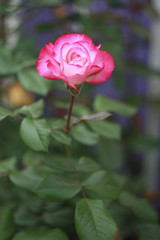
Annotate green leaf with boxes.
[73,104,90,117]
[47,119,66,130]
[88,121,121,140]
[20,118,50,152]
[45,155,74,172]
[17,69,53,96]
[43,204,74,228]
[82,171,121,200]
[22,151,44,167]
[35,173,81,201]
[0,207,15,240]
[98,139,124,171]
[51,130,71,146]
[94,95,137,116]
[119,191,158,222]
[15,99,44,118]
[45,155,100,173]
[9,167,44,191]
[0,157,16,176]
[136,223,160,240]
[80,112,111,122]
[71,124,99,146]
[0,106,13,121]
[13,228,69,240]
[75,199,117,240]
[14,206,39,227]
[76,157,101,173]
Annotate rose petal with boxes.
[96,44,101,50]
[67,74,86,86]
[37,42,63,80]
[61,60,89,86]
[54,34,99,67]
[87,64,104,76]
[47,60,64,80]
[61,42,89,63]
[62,60,88,77]
[66,47,82,62]
[60,42,71,61]
[54,34,94,53]
[39,42,54,60]
[36,60,55,80]
[85,51,114,84]
[70,57,87,67]
[77,41,98,63]
[36,58,62,80]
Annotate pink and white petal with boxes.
[62,60,88,76]
[77,41,99,63]
[47,59,61,77]
[72,42,90,59]
[61,42,89,62]
[87,64,104,76]
[39,42,54,60]
[65,46,82,62]
[67,74,86,86]
[47,60,68,83]
[85,51,114,84]
[36,60,58,80]
[60,42,71,61]
[96,44,101,50]
[70,57,88,67]
[54,34,94,53]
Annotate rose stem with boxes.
[66,95,75,132]
[65,95,87,198]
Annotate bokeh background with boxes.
[0,0,160,232]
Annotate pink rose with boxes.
[36,34,114,91]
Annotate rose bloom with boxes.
[36,34,114,91]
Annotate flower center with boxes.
[70,52,81,61]
[68,52,87,67]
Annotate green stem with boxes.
[65,95,87,198]
[66,95,75,132]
